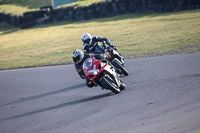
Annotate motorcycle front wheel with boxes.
[100,75,120,94]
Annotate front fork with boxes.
[113,50,125,66]
[104,65,121,87]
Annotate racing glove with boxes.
[112,46,118,51]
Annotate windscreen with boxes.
[83,58,93,69]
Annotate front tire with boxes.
[119,83,126,90]
[100,75,120,94]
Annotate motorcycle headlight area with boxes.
[88,65,99,75]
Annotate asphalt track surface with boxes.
[0,53,200,133]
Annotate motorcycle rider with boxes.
[81,33,117,54]
[72,49,101,88]
[81,33,125,65]
[72,49,121,88]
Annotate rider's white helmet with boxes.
[81,33,92,45]
[72,49,84,64]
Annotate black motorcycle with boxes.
[93,42,129,76]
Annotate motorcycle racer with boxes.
[72,49,102,88]
[81,33,117,53]
[81,33,127,73]
[72,49,122,88]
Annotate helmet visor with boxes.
[83,38,91,44]
[73,55,81,64]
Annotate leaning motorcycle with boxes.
[83,57,125,94]
[101,42,129,76]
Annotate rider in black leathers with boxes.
[72,49,121,88]
[72,49,103,88]
[81,32,126,66]
[81,33,117,54]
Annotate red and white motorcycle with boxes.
[83,57,125,94]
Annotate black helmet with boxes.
[72,49,84,64]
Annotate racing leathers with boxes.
[83,36,125,66]
[82,36,117,54]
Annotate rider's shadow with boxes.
[0,83,85,107]
[0,92,112,121]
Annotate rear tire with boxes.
[100,76,120,94]
[112,59,129,76]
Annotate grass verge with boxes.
[0,9,200,70]
[0,0,51,15]
[0,0,107,15]
[0,0,51,9]
[59,0,109,8]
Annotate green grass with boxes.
[0,0,52,15]
[0,0,52,9]
[0,10,200,70]
[59,0,110,8]
[0,0,109,15]
[0,4,35,16]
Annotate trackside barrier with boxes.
[0,0,199,28]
